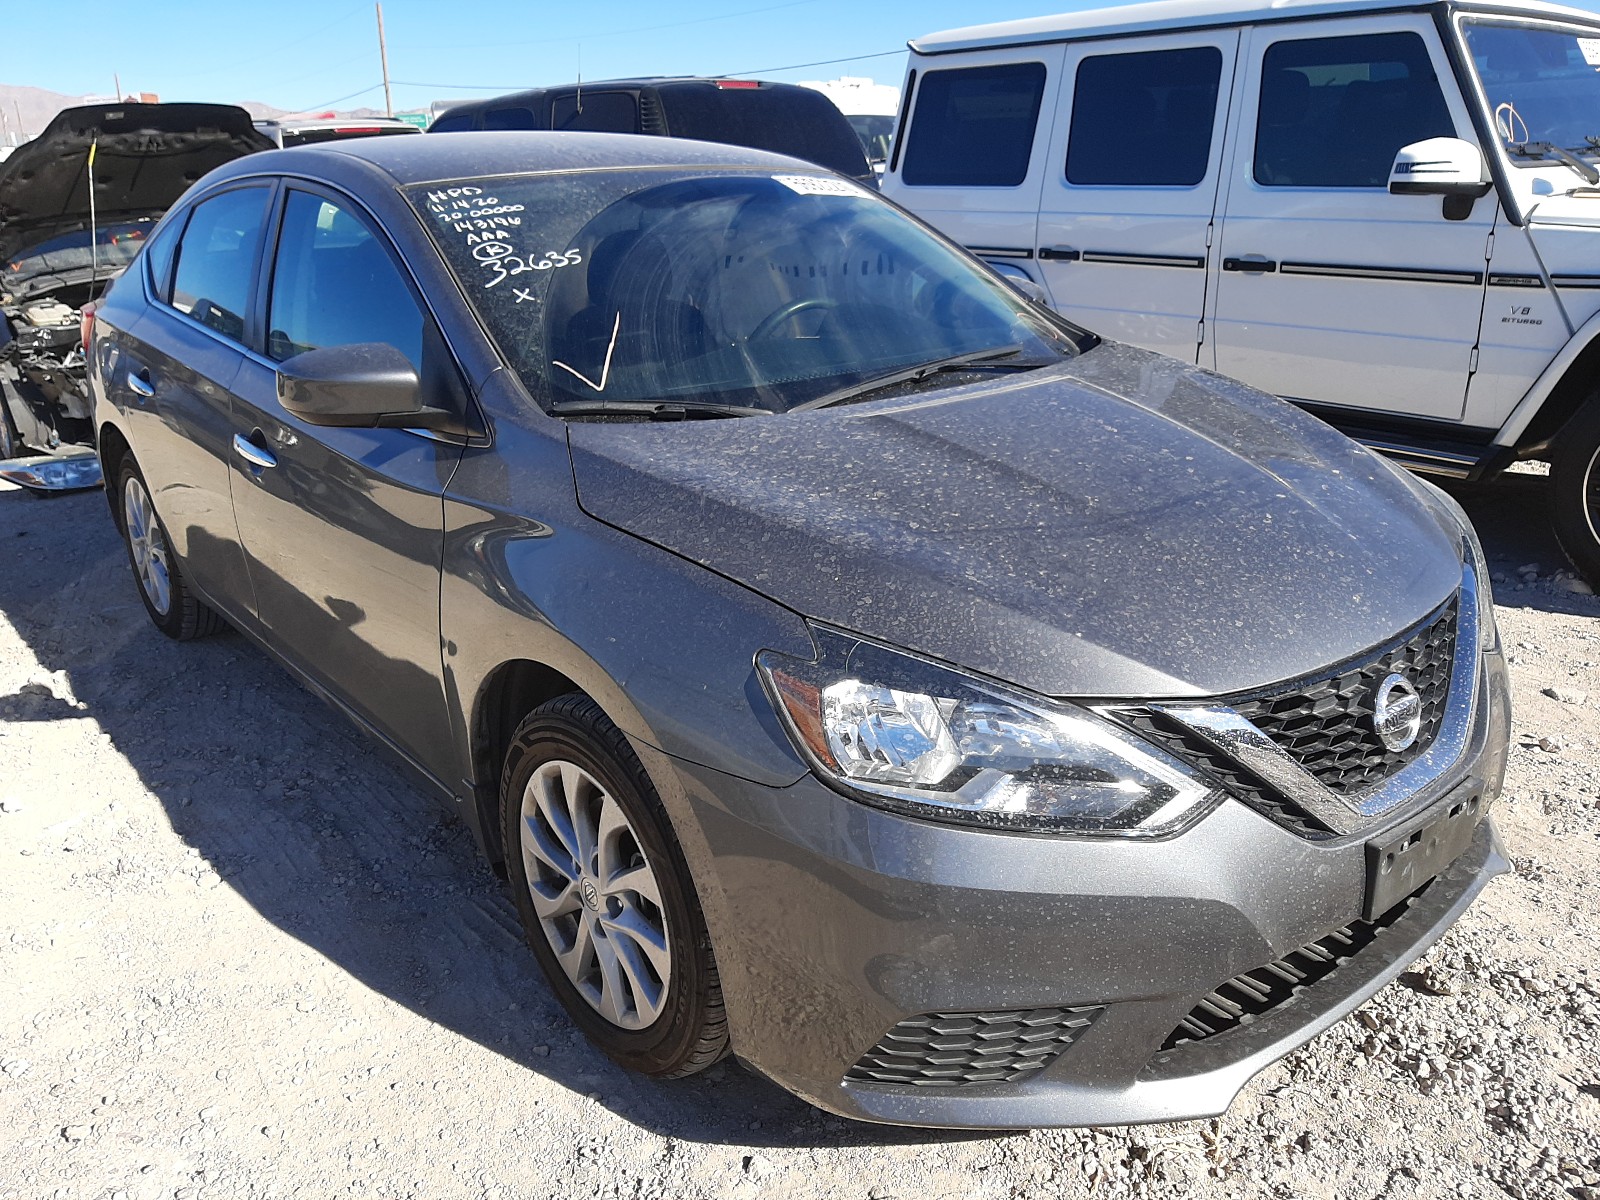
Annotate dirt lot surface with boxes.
[1,472,1597,1200]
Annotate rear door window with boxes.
[427,110,476,133]
[901,63,1048,187]
[168,186,271,343]
[265,189,424,368]
[1254,32,1455,187]
[551,92,639,131]
[483,106,539,131]
[1066,47,1223,185]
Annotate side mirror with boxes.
[989,262,1051,306]
[1388,137,1492,198]
[276,342,444,429]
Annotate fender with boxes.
[1493,306,1600,449]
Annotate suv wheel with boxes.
[500,694,729,1077]
[117,457,227,640]
[1550,400,1600,590]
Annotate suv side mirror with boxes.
[1388,137,1492,198]
[277,342,449,429]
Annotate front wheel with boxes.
[1549,401,1600,589]
[500,693,728,1077]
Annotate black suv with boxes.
[427,77,872,183]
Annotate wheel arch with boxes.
[1498,316,1600,456]
[98,421,131,529]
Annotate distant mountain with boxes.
[0,82,387,146]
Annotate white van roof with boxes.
[909,0,1600,55]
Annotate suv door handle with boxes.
[1222,257,1277,273]
[232,432,277,470]
[127,370,155,398]
[1038,246,1081,262]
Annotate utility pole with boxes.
[114,72,122,101]
[376,3,393,118]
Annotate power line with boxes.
[716,48,905,76]
[160,4,369,83]
[289,82,385,116]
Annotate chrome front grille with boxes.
[1116,569,1479,840]
[1232,598,1457,795]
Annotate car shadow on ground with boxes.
[0,487,997,1151]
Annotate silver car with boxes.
[89,132,1511,1128]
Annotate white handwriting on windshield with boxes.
[480,247,583,289]
[551,312,620,394]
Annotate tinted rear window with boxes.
[901,63,1047,187]
[427,111,476,133]
[552,92,639,131]
[483,106,539,131]
[659,85,870,178]
[1067,47,1222,186]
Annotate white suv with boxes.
[882,0,1600,586]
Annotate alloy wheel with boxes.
[123,475,172,616]
[518,759,673,1030]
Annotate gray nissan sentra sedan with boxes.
[88,132,1511,1129]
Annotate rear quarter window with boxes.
[552,92,640,131]
[483,106,539,131]
[427,111,477,133]
[901,63,1048,187]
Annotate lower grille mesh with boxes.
[1162,881,1434,1048]
[847,1006,1102,1088]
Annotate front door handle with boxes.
[127,370,155,398]
[1038,246,1082,262]
[232,432,277,470]
[1222,256,1278,274]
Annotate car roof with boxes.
[209,129,826,188]
[910,0,1600,54]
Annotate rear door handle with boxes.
[1222,257,1277,274]
[1038,246,1081,262]
[232,432,277,470]
[127,370,154,398]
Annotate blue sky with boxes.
[5,0,1088,115]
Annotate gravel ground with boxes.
[0,470,1597,1200]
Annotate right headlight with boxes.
[757,628,1219,836]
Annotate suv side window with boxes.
[266,189,425,368]
[1255,32,1454,187]
[427,110,476,133]
[1067,47,1223,186]
[551,92,639,132]
[901,63,1048,187]
[168,186,271,342]
[483,106,538,131]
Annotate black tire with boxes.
[115,456,227,641]
[499,693,728,1078]
[1550,400,1600,590]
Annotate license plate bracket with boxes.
[1363,787,1483,920]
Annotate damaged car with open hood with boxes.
[0,101,270,489]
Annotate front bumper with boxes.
[640,645,1511,1129]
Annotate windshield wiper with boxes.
[791,344,1036,412]
[1509,140,1600,184]
[549,399,758,420]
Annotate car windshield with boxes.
[5,221,152,289]
[408,169,1080,416]
[1464,21,1600,154]
[848,115,896,163]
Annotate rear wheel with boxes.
[1550,400,1600,589]
[117,457,226,640]
[500,693,728,1077]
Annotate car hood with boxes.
[0,102,271,269]
[567,343,1463,700]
